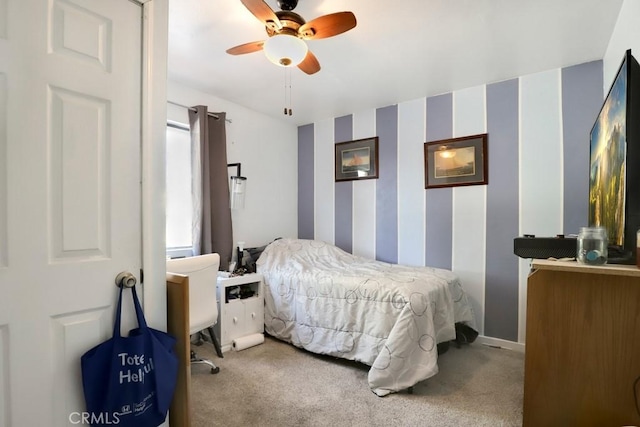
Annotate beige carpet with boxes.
[190,336,524,427]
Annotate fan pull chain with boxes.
[288,71,292,115]
[283,68,293,116]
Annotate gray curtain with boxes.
[188,105,233,270]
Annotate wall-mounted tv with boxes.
[589,49,640,264]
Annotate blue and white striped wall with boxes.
[298,60,603,344]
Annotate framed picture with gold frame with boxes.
[335,137,379,182]
[424,133,488,189]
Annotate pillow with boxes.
[242,238,281,273]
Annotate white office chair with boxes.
[166,253,223,374]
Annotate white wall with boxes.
[166,81,298,249]
[604,0,640,90]
[298,60,603,345]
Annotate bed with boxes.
[255,238,477,396]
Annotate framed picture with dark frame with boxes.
[424,133,488,189]
[335,137,379,182]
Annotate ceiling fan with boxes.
[226,0,357,75]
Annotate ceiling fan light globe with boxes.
[264,34,308,67]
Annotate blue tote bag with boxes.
[81,284,178,427]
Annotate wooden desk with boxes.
[523,260,640,426]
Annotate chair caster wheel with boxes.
[211,366,220,374]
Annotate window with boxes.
[166,123,193,257]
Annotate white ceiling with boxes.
[168,0,624,126]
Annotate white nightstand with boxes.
[214,273,264,353]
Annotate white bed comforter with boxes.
[256,238,476,396]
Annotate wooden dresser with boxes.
[524,260,640,426]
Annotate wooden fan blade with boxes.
[297,50,320,75]
[226,40,265,55]
[240,0,282,30]
[298,12,356,40]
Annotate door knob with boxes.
[115,271,137,288]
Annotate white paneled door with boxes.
[0,0,144,425]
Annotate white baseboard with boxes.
[476,335,525,353]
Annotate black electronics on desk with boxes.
[513,235,577,259]
[514,234,633,263]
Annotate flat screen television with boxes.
[589,49,640,264]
